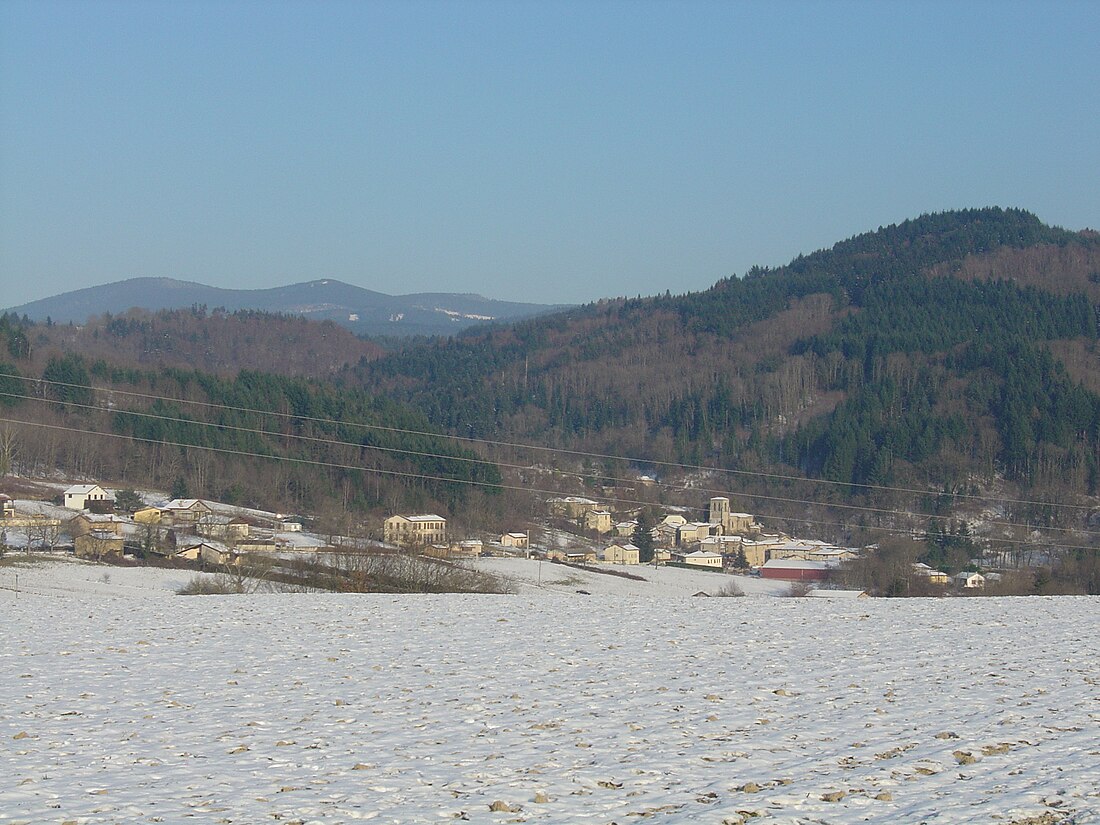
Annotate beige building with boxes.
[739,539,772,568]
[175,541,239,566]
[449,538,483,558]
[548,497,600,519]
[500,532,529,549]
[677,550,724,568]
[197,516,251,541]
[677,522,717,546]
[0,493,15,519]
[584,509,613,534]
[384,514,447,546]
[700,535,743,556]
[707,497,755,534]
[74,529,124,559]
[68,513,126,538]
[601,543,641,565]
[161,499,213,525]
[547,547,597,564]
[133,507,162,525]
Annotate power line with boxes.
[3,415,1097,553]
[5,372,1097,514]
[7,390,1100,540]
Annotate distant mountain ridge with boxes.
[3,277,568,338]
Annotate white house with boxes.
[676,550,723,568]
[64,484,110,511]
[955,571,986,589]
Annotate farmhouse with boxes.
[197,516,251,541]
[450,539,483,558]
[548,497,600,519]
[912,563,950,585]
[133,507,162,525]
[675,550,723,568]
[383,514,447,546]
[161,499,213,525]
[68,513,127,538]
[73,529,124,559]
[677,522,717,546]
[64,484,111,511]
[614,520,638,538]
[955,571,986,589]
[174,540,239,567]
[546,547,598,564]
[500,532,529,550]
[601,543,640,565]
[0,493,15,519]
[584,509,613,534]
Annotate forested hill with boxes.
[355,208,1100,518]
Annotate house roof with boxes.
[73,513,124,523]
[684,550,722,559]
[163,499,210,510]
[65,484,103,495]
[761,558,833,570]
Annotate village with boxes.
[0,482,993,593]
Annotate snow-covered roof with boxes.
[65,484,103,495]
[163,499,209,510]
[73,513,125,523]
[761,558,833,570]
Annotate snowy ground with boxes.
[1,562,1097,824]
[474,556,795,598]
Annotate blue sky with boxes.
[2,0,1098,308]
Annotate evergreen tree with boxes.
[171,476,190,500]
[632,510,655,563]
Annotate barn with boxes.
[759,558,833,582]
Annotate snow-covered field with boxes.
[474,556,795,597]
[1,560,1098,824]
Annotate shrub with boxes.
[712,580,745,597]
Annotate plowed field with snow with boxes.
[2,566,1097,824]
